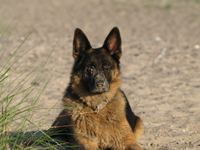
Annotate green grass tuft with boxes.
[0,21,71,149]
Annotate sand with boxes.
[0,0,200,149]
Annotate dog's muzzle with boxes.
[88,68,110,93]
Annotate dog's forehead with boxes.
[86,48,111,61]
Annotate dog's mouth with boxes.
[87,68,110,93]
[89,79,110,93]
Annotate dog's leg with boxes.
[123,93,144,141]
[76,136,99,150]
[125,145,142,150]
[47,109,69,135]
[120,117,142,150]
[133,117,144,141]
[123,133,142,150]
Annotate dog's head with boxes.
[72,27,122,93]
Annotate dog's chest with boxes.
[72,98,126,135]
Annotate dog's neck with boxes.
[70,74,121,109]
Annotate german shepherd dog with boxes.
[48,27,144,150]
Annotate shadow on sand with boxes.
[0,130,77,149]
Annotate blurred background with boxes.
[0,0,200,149]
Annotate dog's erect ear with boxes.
[103,27,122,59]
[73,28,91,61]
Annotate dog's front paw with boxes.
[125,144,142,150]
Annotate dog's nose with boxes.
[96,81,105,88]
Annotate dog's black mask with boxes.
[73,27,122,93]
[86,65,110,93]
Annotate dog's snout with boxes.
[88,69,110,93]
[96,81,105,88]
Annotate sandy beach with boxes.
[0,0,200,149]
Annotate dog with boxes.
[48,27,144,150]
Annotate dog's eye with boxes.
[87,65,95,70]
[87,65,92,69]
[103,64,110,69]
[86,62,95,70]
